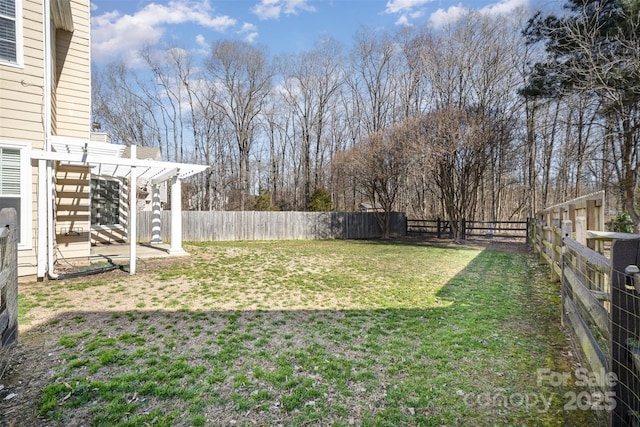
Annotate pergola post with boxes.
[129,144,137,275]
[150,184,163,244]
[169,175,185,255]
[36,159,47,278]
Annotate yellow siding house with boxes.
[0,0,207,278]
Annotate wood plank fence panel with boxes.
[137,211,406,242]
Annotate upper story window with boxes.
[0,0,22,66]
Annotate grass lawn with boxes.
[2,239,600,426]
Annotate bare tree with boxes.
[419,108,497,242]
[408,12,527,222]
[276,38,344,208]
[92,61,169,152]
[206,40,272,210]
[348,28,399,134]
[334,119,419,237]
[138,46,190,163]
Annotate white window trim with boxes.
[0,140,32,250]
[0,0,24,68]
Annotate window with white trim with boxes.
[91,178,121,226]
[0,0,22,66]
[0,143,31,248]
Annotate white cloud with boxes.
[395,14,411,26]
[384,0,433,26]
[195,34,207,49]
[239,22,259,44]
[479,0,529,16]
[241,22,258,33]
[91,1,236,64]
[244,32,259,43]
[252,0,280,20]
[428,4,468,28]
[283,0,316,14]
[385,0,434,14]
[194,33,211,55]
[394,9,426,27]
[251,0,316,20]
[428,0,529,28]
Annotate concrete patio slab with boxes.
[88,243,185,265]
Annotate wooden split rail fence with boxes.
[406,218,530,241]
[531,219,640,426]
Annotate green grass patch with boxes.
[22,240,598,426]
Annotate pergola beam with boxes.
[150,167,180,185]
[31,149,208,183]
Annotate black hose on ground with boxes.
[53,263,128,279]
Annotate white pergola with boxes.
[31,136,209,277]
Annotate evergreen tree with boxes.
[307,188,334,212]
[523,0,640,231]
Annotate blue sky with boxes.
[90,0,541,66]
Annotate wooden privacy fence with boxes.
[531,218,640,427]
[406,218,529,240]
[0,208,18,348]
[137,211,406,242]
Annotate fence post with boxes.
[610,238,640,427]
[559,220,573,326]
[561,220,572,239]
[0,208,18,347]
[437,217,441,239]
[550,226,559,281]
[539,220,547,266]
[575,216,587,246]
[462,218,466,240]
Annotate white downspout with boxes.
[43,0,58,279]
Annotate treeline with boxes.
[92,1,640,232]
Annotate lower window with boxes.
[91,178,121,226]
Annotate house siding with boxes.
[1,1,45,146]
[0,0,46,276]
[53,0,90,139]
[52,0,92,264]
[0,0,92,276]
